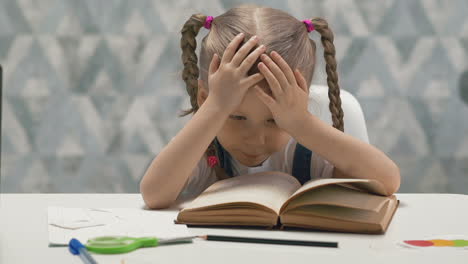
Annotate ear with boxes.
[197,79,209,108]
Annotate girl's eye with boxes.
[230,115,246,120]
[229,115,276,124]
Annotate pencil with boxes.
[198,235,338,248]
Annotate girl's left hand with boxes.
[254,51,310,134]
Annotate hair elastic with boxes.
[207,155,219,168]
[302,19,315,32]
[204,16,214,29]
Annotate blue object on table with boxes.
[69,238,98,264]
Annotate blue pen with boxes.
[69,238,98,264]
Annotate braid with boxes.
[311,18,344,132]
[180,13,205,117]
[179,14,229,181]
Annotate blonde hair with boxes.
[179,4,344,180]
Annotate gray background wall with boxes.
[1,0,468,193]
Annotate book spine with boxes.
[275,217,283,230]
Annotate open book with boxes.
[174,172,399,234]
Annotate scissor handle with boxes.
[86,236,158,254]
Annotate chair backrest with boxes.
[308,84,369,144]
[0,65,2,184]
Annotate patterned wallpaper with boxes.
[1,0,468,193]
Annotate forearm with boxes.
[290,112,400,195]
[140,97,229,209]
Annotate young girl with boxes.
[140,5,401,209]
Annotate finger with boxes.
[239,44,266,75]
[295,69,309,93]
[240,73,264,90]
[260,54,289,93]
[258,62,283,98]
[254,86,276,109]
[231,35,259,67]
[221,33,245,65]
[271,51,296,85]
[209,54,219,75]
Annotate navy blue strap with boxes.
[214,137,312,184]
[213,137,234,177]
[291,142,313,185]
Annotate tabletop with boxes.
[1,193,467,263]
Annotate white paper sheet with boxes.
[47,206,190,246]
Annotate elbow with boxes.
[141,191,174,209]
[140,180,175,210]
[146,200,173,210]
[385,162,401,196]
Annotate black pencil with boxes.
[198,235,338,248]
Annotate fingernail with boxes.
[251,35,257,40]
[238,32,244,37]
[258,44,265,50]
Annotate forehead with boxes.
[256,79,272,94]
[234,80,273,116]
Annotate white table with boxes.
[1,193,467,263]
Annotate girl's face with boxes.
[212,80,291,167]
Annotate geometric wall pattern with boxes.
[1,0,468,193]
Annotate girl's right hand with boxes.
[206,33,266,114]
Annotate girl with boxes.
[140,5,401,209]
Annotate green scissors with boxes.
[85,235,199,254]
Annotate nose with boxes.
[243,127,266,145]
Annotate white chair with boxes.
[308,84,369,144]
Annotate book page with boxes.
[279,184,391,214]
[280,196,398,234]
[287,203,386,224]
[181,171,301,214]
[280,178,387,212]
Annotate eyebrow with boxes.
[231,112,275,120]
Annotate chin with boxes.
[242,157,267,167]
[244,161,259,167]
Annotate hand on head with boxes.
[206,33,266,115]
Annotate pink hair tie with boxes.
[204,16,214,29]
[207,155,219,168]
[302,19,315,32]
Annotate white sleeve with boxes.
[176,154,217,201]
[311,152,335,179]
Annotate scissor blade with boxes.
[158,235,200,244]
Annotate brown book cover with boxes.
[174,172,399,234]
